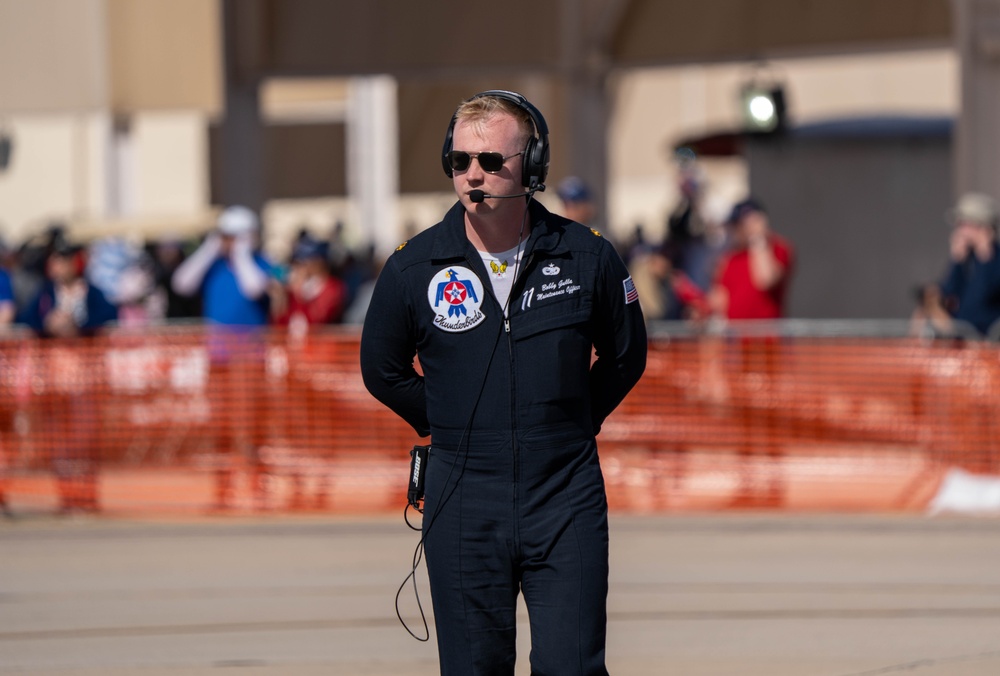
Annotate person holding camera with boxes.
[914,192,1000,338]
[172,206,278,510]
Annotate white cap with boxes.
[217,205,259,236]
[950,192,998,228]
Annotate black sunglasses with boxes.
[446,150,522,174]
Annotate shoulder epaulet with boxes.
[590,228,603,238]
[395,240,408,251]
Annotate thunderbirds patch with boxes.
[427,266,486,332]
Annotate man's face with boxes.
[733,209,769,246]
[451,112,525,213]
[956,219,994,238]
[47,254,79,284]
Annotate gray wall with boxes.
[747,124,953,319]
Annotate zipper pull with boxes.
[504,319,511,333]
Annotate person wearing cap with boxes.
[20,241,118,338]
[172,205,278,510]
[708,198,794,509]
[274,235,348,331]
[19,241,118,514]
[708,197,794,321]
[172,205,274,327]
[914,192,1000,338]
[271,234,348,509]
[555,175,597,226]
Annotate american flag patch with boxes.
[623,276,639,304]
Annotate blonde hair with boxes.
[453,95,534,148]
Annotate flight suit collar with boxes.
[431,199,570,261]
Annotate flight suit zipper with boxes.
[507,251,534,555]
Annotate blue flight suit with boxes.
[361,199,646,675]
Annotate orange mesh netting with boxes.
[1,327,997,516]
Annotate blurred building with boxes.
[0,0,988,319]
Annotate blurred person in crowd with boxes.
[361,90,646,675]
[20,241,118,337]
[708,197,794,321]
[148,238,202,320]
[341,255,382,325]
[912,192,1000,338]
[662,159,730,297]
[0,245,15,327]
[335,241,378,313]
[622,222,658,266]
[13,222,70,314]
[272,234,348,510]
[172,206,278,511]
[705,198,794,509]
[327,220,352,272]
[663,160,706,275]
[628,244,709,323]
[171,206,275,327]
[19,241,117,515]
[0,244,13,516]
[87,236,163,328]
[556,175,597,225]
[274,235,348,332]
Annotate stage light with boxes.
[740,83,787,134]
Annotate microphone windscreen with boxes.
[469,190,486,203]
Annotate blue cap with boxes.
[556,176,592,204]
[291,238,328,262]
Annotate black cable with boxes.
[394,199,534,641]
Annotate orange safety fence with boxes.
[0,325,998,517]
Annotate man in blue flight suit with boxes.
[360,91,646,675]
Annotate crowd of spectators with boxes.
[0,209,381,514]
[0,213,380,339]
[567,165,796,327]
[2,177,999,341]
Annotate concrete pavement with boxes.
[2,513,1000,675]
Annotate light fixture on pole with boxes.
[740,70,788,135]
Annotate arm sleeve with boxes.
[81,285,118,335]
[171,236,221,297]
[359,257,430,437]
[589,242,648,433]
[230,236,271,300]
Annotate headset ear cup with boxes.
[533,135,549,187]
[521,137,538,188]
[441,115,457,178]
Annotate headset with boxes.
[441,90,550,191]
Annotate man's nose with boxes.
[465,157,486,180]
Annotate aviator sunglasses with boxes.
[445,150,523,173]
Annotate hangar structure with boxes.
[211,0,967,236]
[0,0,996,256]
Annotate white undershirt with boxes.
[478,242,524,315]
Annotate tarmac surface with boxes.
[2,513,1000,675]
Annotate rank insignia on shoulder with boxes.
[590,228,603,237]
[395,240,409,251]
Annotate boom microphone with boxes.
[469,185,545,203]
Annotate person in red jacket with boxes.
[274,236,348,333]
[708,198,795,508]
[709,198,794,320]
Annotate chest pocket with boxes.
[512,295,591,340]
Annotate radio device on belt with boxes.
[408,444,430,512]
